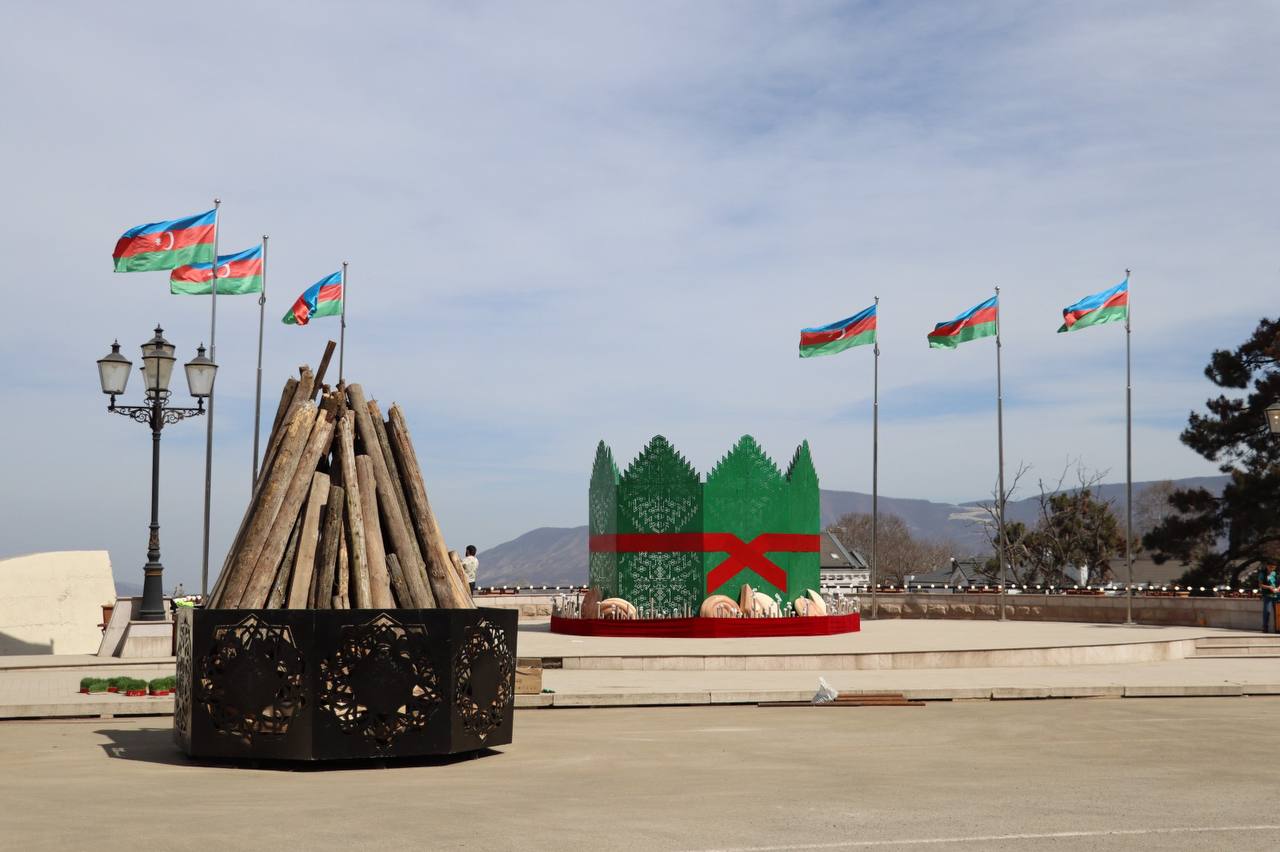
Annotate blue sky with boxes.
[1,1,1277,589]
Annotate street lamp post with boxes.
[98,326,217,621]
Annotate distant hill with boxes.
[476,476,1229,586]
[477,526,589,587]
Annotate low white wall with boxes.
[868,593,1263,631]
[0,551,116,655]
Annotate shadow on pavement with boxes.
[94,727,504,771]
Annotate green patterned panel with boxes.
[617,436,703,614]
[588,441,619,597]
[703,436,790,602]
[784,441,821,596]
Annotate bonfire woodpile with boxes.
[208,343,475,610]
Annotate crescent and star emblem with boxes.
[216,263,231,278]
[154,232,175,250]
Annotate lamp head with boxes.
[97,339,132,396]
[140,325,177,395]
[184,343,217,399]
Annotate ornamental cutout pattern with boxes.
[453,618,514,742]
[196,615,306,745]
[318,614,442,751]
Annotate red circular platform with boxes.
[549,612,860,638]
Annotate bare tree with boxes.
[979,460,1125,585]
[827,512,952,584]
[976,461,1034,583]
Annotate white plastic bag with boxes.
[812,677,839,704]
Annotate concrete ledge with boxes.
[550,691,712,707]
[555,638,1199,672]
[901,687,994,701]
[514,693,554,708]
[1048,685,1125,699]
[1124,684,1244,697]
[0,696,173,720]
[992,687,1053,700]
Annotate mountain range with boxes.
[475,476,1228,587]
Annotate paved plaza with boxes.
[2,698,1278,851]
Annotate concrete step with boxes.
[1187,649,1280,658]
[1193,636,1280,649]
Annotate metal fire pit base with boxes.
[175,607,517,761]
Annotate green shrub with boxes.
[106,676,129,690]
[79,677,95,690]
[85,678,108,693]
[149,676,176,693]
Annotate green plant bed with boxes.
[81,678,108,694]
[149,676,176,695]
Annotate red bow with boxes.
[589,533,819,593]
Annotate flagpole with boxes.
[251,235,268,486]
[871,296,879,619]
[1125,268,1134,624]
[339,261,347,384]
[994,285,1007,622]
[200,197,221,600]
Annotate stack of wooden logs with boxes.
[208,344,475,610]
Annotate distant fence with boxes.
[474,584,1268,630]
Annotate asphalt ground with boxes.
[1,698,1278,851]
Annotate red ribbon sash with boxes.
[589,532,820,593]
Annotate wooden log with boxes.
[287,472,331,608]
[216,403,317,609]
[335,412,373,609]
[312,341,337,400]
[356,455,395,608]
[335,532,350,609]
[266,516,302,609]
[258,366,314,485]
[238,402,338,608]
[311,485,345,609]
[210,377,302,604]
[349,385,423,604]
[387,404,474,609]
[448,550,473,598]
[385,552,413,609]
[268,377,300,447]
[367,399,435,608]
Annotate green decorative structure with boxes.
[588,436,820,614]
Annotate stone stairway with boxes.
[1188,635,1280,658]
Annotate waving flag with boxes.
[799,305,877,358]
[283,272,342,325]
[113,209,216,272]
[1058,278,1129,333]
[928,296,998,349]
[170,245,263,295]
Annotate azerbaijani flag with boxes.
[113,209,216,272]
[283,272,342,325]
[799,305,876,358]
[170,245,263,295]
[928,296,998,349]
[1058,277,1129,333]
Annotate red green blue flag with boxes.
[928,296,998,349]
[170,245,263,295]
[283,272,342,325]
[799,305,876,358]
[1058,277,1129,333]
[113,209,216,272]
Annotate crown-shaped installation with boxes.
[588,435,821,613]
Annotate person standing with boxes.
[462,545,479,594]
[1262,563,1279,633]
